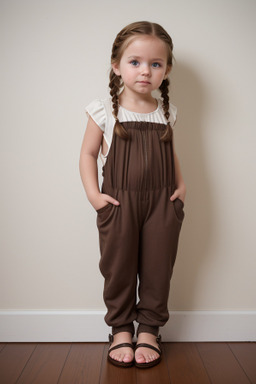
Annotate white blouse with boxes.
[85,97,177,163]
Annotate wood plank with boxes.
[196,342,251,384]
[229,342,256,384]
[135,343,171,384]
[99,343,137,384]
[58,343,105,384]
[1,342,254,384]
[0,343,37,384]
[16,343,71,384]
[164,342,211,384]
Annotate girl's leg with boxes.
[136,188,184,363]
[97,191,140,332]
[97,191,140,363]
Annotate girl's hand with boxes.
[91,193,120,211]
[170,184,186,203]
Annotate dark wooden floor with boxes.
[0,342,255,384]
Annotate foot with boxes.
[135,333,161,364]
[109,332,134,364]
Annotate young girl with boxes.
[79,21,186,368]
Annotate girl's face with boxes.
[112,35,171,97]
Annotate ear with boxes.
[164,65,172,79]
[112,62,121,76]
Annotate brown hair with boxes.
[109,21,174,141]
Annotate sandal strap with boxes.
[135,342,162,355]
[109,342,134,353]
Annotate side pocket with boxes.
[96,203,111,215]
[96,203,113,223]
[172,198,185,222]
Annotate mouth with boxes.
[137,81,151,84]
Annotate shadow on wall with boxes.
[170,61,214,310]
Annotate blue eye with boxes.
[130,60,139,66]
[152,62,161,68]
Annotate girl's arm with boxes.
[170,139,186,203]
[79,116,120,210]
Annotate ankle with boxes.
[112,332,133,344]
[137,324,159,337]
[137,332,156,342]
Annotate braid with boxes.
[109,71,129,140]
[109,70,120,117]
[159,78,173,142]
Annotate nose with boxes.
[141,63,151,77]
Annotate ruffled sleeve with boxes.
[85,99,106,132]
[169,102,177,128]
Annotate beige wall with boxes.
[0,0,255,312]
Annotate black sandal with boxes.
[135,335,162,368]
[108,334,134,368]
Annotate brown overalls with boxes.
[96,121,184,337]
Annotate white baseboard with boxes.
[0,310,255,342]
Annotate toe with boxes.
[110,349,134,363]
[118,353,125,362]
[123,353,133,363]
[135,348,160,364]
[151,353,156,361]
[111,352,121,362]
[145,354,151,363]
[135,352,146,364]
